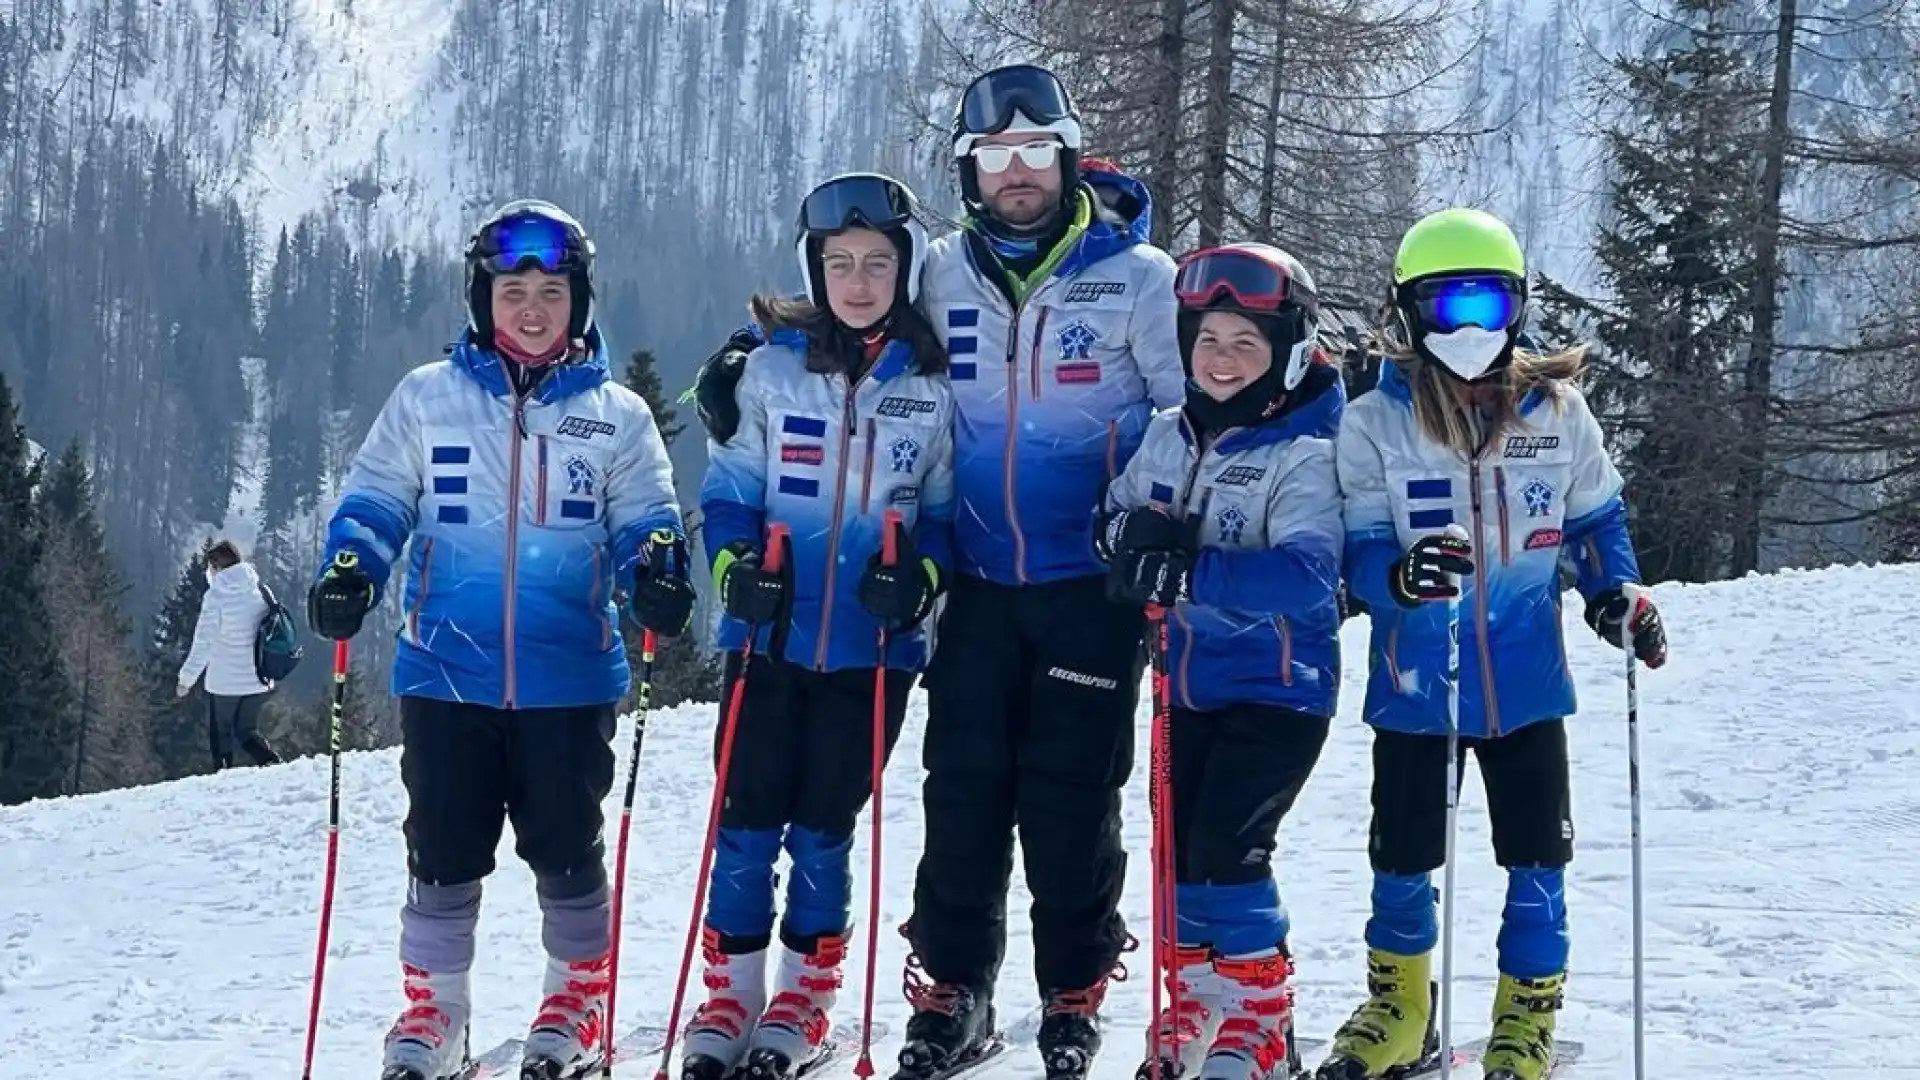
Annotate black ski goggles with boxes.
[1398,273,1525,333]
[957,64,1075,136]
[798,174,915,235]
[469,212,590,276]
[1174,247,1319,320]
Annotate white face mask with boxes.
[1423,326,1509,381]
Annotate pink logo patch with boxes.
[780,444,824,465]
[1525,528,1563,551]
[1055,362,1101,385]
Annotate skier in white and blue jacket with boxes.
[1319,208,1669,1080]
[1097,243,1342,1080]
[304,201,694,1080]
[690,65,1185,1078]
[684,173,956,1080]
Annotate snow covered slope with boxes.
[4,564,1918,1078]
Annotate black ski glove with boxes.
[1390,532,1475,607]
[307,551,377,641]
[1096,505,1195,564]
[1108,547,1194,608]
[628,531,696,637]
[693,327,761,446]
[1585,587,1668,669]
[858,539,941,631]
[715,540,788,625]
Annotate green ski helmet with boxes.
[1391,208,1529,381]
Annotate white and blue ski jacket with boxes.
[919,168,1187,586]
[701,330,956,673]
[1103,365,1346,717]
[1339,362,1640,738]
[319,332,685,709]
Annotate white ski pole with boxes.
[1623,583,1647,1080]
[1439,524,1467,1080]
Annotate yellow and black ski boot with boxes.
[1480,972,1564,1080]
[1314,949,1437,1080]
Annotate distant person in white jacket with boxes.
[176,539,281,769]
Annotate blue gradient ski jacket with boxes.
[1103,367,1346,716]
[700,330,956,672]
[318,331,684,709]
[920,168,1187,585]
[1338,363,1640,738]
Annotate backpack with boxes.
[254,580,305,682]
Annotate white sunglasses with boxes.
[971,140,1061,175]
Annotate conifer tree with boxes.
[147,545,216,778]
[0,374,75,804]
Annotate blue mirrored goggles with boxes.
[1401,274,1524,334]
[470,213,588,275]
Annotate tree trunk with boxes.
[1256,0,1292,237]
[1197,0,1238,249]
[1731,0,1797,576]
[1146,0,1188,250]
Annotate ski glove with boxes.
[1390,533,1475,607]
[629,531,696,637]
[858,540,941,631]
[1585,586,1668,669]
[1108,548,1193,608]
[1096,505,1196,563]
[307,551,377,641]
[693,327,761,446]
[715,540,788,625]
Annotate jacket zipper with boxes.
[503,397,527,708]
[815,375,863,671]
[1002,300,1032,582]
[1029,307,1051,401]
[1495,466,1511,565]
[591,544,610,650]
[1467,456,1501,735]
[408,537,436,643]
[859,418,877,514]
[535,435,550,526]
[1275,616,1293,686]
[1104,420,1119,485]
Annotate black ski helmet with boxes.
[794,172,929,316]
[464,200,596,346]
[951,64,1083,216]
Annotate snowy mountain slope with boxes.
[5,563,1919,1078]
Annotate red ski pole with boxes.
[300,631,351,1080]
[1142,605,1178,1077]
[854,510,905,1078]
[655,523,790,1080]
[604,626,660,1078]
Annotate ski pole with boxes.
[299,621,351,1080]
[1439,524,1467,1080]
[1142,604,1178,1078]
[605,623,661,1079]
[1624,583,1647,1080]
[855,510,905,1078]
[656,523,790,1080]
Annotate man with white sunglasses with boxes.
[690,62,1182,1080]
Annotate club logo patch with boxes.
[564,455,596,496]
[556,416,616,440]
[890,436,920,473]
[1058,319,1098,361]
[1521,477,1555,517]
[1216,504,1248,545]
[1504,435,1560,459]
[877,396,937,419]
[1216,465,1264,487]
[1064,281,1127,304]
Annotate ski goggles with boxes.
[958,64,1076,136]
[469,212,590,276]
[799,174,916,234]
[971,140,1062,175]
[1174,246,1318,319]
[1399,273,1525,334]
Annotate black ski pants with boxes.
[1169,703,1330,886]
[908,572,1146,996]
[206,692,277,769]
[1368,718,1575,874]
[399,696,617,891]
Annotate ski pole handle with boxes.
[763,522,790,573]
[881,509,903,567]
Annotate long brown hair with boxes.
[747,293,948,377]
[1381,306,1587,457]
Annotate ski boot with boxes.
[895,953,997,1080]
[1315,949,1437,1080]
[747,934,846,1079]
[381,964,473,1080]
[1136,946,1222,1080]
[521,952,611,1079]
[683,930,769,1080]
[1038,974,1115,1080]
[1480,972,1564,1080]
[1200,952,1294,1080]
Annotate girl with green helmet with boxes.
[1316,208,1670,1080]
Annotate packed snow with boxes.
[4,564,1918,1078]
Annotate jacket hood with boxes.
[208,561,261,595]
[1051,165,1155,280]
[1184,361,1347,454]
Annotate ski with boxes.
[1395,1037,1585,1079]
[463,1023,671,1079]
[742,1020,895,1080]
[887,1006,1040,1080]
